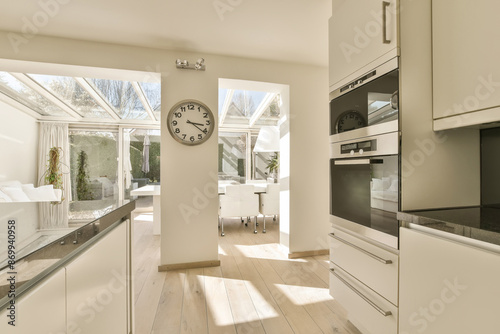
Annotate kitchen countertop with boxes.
[0,199,135,309]
[398,206,500,247]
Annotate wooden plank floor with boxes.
[133,214,361,334]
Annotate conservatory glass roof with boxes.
[218,88,280,128]
[0,70,280,128]
[0,71,161,124]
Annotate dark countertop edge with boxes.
[397,210,500,247]
[0,200,135,311]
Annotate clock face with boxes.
[335,110,366,133]
[167,100,215,145]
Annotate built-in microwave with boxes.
[330,125,400,249]
[330,58,399,144]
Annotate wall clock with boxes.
[335,110,366,133]
[167,99,215,145]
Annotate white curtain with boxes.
[123,131,132,189]
[38,123,70,229]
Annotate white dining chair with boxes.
[218,184,260,236]
[259,183,279,233]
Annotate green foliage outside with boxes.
[44,146,64,203]
[130,138,160,183]
[76,150,94,201]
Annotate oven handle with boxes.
[333,158,384,165]
[329,233,393,264]
[330,268,392,317]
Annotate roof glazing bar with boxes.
[131,82,156,121]
[219,89,234,126]
[0,92,42,120]
[74,77,121,121]
[248,92,276,127]
[10,73,83,120]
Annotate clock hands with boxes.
[187,120,204,126]
[186,120,206,134]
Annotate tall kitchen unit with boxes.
[328,1,480,334]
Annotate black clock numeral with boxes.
[198,134,202,140]
[175,128,180,134]
[202,128,208,134]
[190,136,195,142]
[172,120,178,126]
[206,120,211,125]
[175,112,182,118]
[182,134,186,140]
[180,106,186,112]
[203,112,208,118]
[188,104,195,110]
[198,106,201,111]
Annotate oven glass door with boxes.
[330,155,399,238]
[330,69,399,135]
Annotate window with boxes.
[219,132,248,182]
[68,129,118,220]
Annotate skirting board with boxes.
[288,249,329,259]
[158,260,221,271]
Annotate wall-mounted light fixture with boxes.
[175,58,205,71]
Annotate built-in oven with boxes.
[330,58,399,143]
[330,131,400,249]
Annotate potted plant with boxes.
[44,146,64,203]
[76,150,94,201]
[266,152,279,182]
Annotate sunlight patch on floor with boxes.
[204,278,275,325]
[134,213,154,222]
[218,245,227,256]
[274,284,332,306]
[245,281,280,318]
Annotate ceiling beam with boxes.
[131,82,156,121]
[248,92,277,127]
[218,89,234,126]
[74,77,121,121]
[10,73,83,120]
[0,91,42,120]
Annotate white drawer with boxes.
[329,228,398,305]
[329,263,398,334]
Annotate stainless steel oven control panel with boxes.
[331,131,399,159]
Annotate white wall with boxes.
[0,31,330,266]
[0,100,39,245]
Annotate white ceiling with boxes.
[0,0,331,67]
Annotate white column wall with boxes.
[0,32,330,265]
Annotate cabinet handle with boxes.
[329,233,393,264]
[382,1,391,44]
[330,268,392,317]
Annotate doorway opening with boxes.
[217,78,290,245]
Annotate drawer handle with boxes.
[329,233,393,264]
[330,268,392,317]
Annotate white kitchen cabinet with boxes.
[329,225,399,334]
[329,0,398,91]
[66,222,128,334]
[0,268,66,334]
[432,0,500,130]
[329,229,399,305]
[399,227,500,334]
[330,263,398,334]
